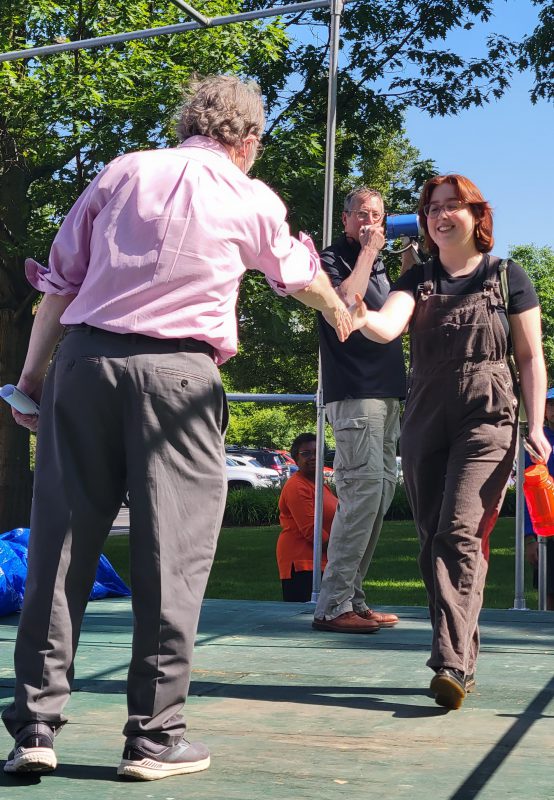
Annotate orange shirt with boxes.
[276,472,338,579]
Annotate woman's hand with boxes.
[527,428,553,464]
[349,293,369,332]
[527,430,552,464]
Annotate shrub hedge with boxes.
[223,487,281,527]
[223,483,518,527]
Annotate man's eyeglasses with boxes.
[423,200,467,218]
[298,450,316,458]
[351,210,384,223]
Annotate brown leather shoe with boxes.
[312,611,380,634]
[356,609,399,627]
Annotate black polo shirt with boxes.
[318,234,406,404]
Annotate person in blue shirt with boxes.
[524,388,554,610]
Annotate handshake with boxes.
[322,293,368,342]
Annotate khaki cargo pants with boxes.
[315,397,400,620]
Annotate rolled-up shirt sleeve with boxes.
[25,168,107,295]
[243,179,320,295]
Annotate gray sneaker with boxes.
[4,722,57,774]
[117,736,210,781]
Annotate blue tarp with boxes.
[0,528,130,616]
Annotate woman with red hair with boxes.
[351,174,550,710]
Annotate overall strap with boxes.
[481,254,509,304]
[483,254,502,306]
[409,258,435,385]
[497,258,510,311]
[491,255,527,423]
[416,257,435,302]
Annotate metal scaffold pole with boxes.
[312,0,344,603]
[0,0,336,62]
[513,430,528,610]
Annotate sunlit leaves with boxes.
[510,244,554,381]
[0,0,290,296]
[518,0,554,103]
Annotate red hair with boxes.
[418,174,494,255]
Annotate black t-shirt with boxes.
[392,255,539,330]
[318,234,406,404]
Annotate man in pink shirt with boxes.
[3,75,351,782]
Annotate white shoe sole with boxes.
[117,754,210,780]
[4,748,57,773]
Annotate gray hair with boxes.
[343,186,383,214]
[176,74,265,148]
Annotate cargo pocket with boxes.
[333,416,370,473]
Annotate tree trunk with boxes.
[0,116,36,531]
[0,306,34,531]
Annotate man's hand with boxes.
[322,298,353,342]
[525,538,539,567]
[359,224,385,253]
[12,376,43,433]
[12,409,39,433]
[8,292,75,432]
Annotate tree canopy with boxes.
[510,244,554,382]
[0,0,551,528]
[518,0,554,103]
[0,0,289,529]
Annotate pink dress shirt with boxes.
[26,136,320,365]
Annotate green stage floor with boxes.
[0,600,553,799]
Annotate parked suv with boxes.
[274,450,298,475]
[226,457,279,491]
[225,447,290,485]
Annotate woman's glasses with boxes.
[423,200,468,218]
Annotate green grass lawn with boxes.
[103,517,539,609]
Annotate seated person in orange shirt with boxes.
[277,433,338,601]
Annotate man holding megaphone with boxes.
[314,186,416,634]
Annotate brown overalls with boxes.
[400,256,518,676]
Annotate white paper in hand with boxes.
[0,385,40,415]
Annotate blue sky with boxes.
[403,0,554,257]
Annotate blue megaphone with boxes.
[386,214,421,240]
